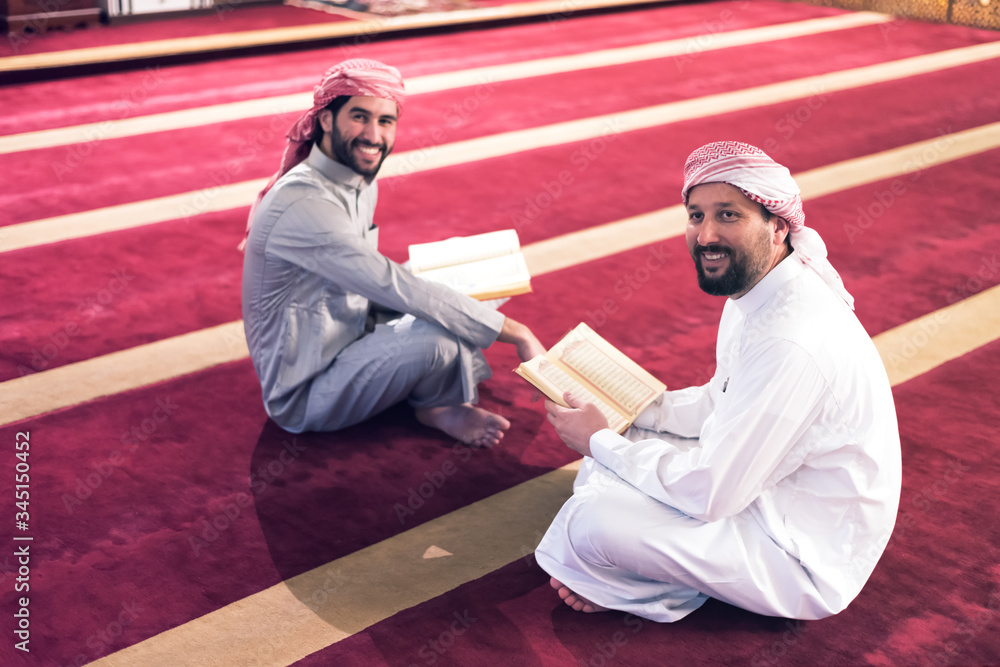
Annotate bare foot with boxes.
[550,577,609,613]
[414,404,511,447]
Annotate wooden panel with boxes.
[4,0,101,33]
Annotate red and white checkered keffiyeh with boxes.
[682,141,854,309]
[240,59,406,250]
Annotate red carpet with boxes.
[1,1,999,665]
[1,1,843,134]
[3,15,997,223]
[3,61,1000,380]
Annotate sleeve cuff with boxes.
[480,308,505,346]
[632,391,673,431]
[589,428,631,477]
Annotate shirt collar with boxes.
[733,251,803,314]
[305,143,372,191]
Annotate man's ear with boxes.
[318,109,334,134]
[772,216,791,246]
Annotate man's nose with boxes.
[360,120,379,143]
[697,220,721,246]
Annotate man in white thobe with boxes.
[536,141,901,622]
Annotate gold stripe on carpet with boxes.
[89,287,1000,666]
[3,40,999,255]
[0,322,248,427]
[90,461,583,667]
[2,123,998,427]
[0,0,675,73]
[876,287,1000,386]
[0,12,891,155]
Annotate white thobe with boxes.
[535,254,901,621]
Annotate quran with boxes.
[515,323,666,434]
[408,229,532,301]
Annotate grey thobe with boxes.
[242,145,505,433]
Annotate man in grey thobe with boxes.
[241,59,543,445]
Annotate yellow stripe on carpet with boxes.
[3,40,1000,254]
[89,288,1000,666]
[0,12,891,155]
[91,462,583,667]
[1,123,997,427]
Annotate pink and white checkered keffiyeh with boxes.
[682,141,854,309]
[240,59,406,250]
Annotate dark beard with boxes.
[694,251,751,295]
[692,241,770,296]
[329,133,390,177]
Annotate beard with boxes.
[328,130,391,178]
[691,228,773,297]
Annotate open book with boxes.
[409,229,532,301]
[515,323,666,434]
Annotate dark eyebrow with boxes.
[348,107,372,115]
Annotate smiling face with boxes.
[318,95,398,178]
[685,182,791,298]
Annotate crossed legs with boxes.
[288,315,507,445]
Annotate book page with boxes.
[409,229,520,273]
[514,323,663,434]
[550,324,665,418]
[559,340,655,415]
[517,359,628,433]
[537,361,624,426]
[414,253,531,299]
